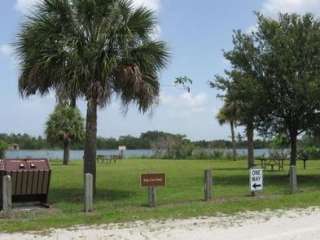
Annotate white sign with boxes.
[118,146,126,151]
[250,168,263,192]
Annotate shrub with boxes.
[299,146,320,160]
[0,140,8,158]
[151,135,194,159]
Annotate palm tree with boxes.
[46,105,85,165]
[16,0,169,191]
[216,101,238,161]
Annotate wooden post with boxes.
[148,186,156,207]
[84,173,93,212]
[289,165,298,193]
[204,169,213,201]
[2,175,12,212]
[303,160,306,170]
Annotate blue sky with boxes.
[1,0,320,140]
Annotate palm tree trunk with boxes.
[246,122,254,169]
[230,121,237,161]
[63,139,70,165]
[84,98,97,193]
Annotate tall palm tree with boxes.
[216,101,238,161]
[16,0,169,191]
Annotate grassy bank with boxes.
[1,159,320,232]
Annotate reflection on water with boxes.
[4,148,279,160]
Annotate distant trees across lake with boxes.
[1,131,274,150]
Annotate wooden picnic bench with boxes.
[259,158,284,171]
[97,154,122,164]
[258,150,309,171]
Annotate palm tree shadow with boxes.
[213,168,248,171]
[49,188,136,203]
[97,189,137,201]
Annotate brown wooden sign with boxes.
[141,173,166,187]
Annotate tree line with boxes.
[0,131,275,150]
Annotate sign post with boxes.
[141,173,165,207]
[204,169,213,201]
[84,173,93,212]
[249,168,263,196]
[118,146,126,159]
[2,175,12,213]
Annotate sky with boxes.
[1,0,320,141]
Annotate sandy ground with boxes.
[1,207,320,240]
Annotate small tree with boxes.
[211,71,265,168]
[223,13,320,191]
[216,101,239,161]
[151,134,194,159]
[46,105,84,165]
[0,140,8,159]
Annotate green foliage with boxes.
[271,134,290,149]
[174,76,193,92]
[17,0,169,111]
[152,134,194,159]
[252,13,320,139]
[16,0,169,178]
[0,140,8,158]
[0,130,273,150]
[0,133,48,150]
[216,101,239,125]
[298,147,320,160]
[46,105,84,146]
[214,13,320,165]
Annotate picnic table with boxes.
[257,150,309,171]
[97,154,122,164]
[258,158,285,171]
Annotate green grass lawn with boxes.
[1,159,320,232]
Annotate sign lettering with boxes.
[249,168,263,192]
[141,173,166,187]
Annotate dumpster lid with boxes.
[3,158,50,171]
[27,159,50,171]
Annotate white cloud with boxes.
[245,0,320,37]
[160,92,209,114]
[0,44,14,57]
[15,0,41,15]
[132,0,161,12]
[246,24,258,34]
[15,0,161,14]
[0,44,18,68]
[150,24,161,40]
[261,0,320,17]
[132,0,162,39]
[15,0,162,38]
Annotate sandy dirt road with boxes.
[1,208,320,240]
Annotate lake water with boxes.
[5,149,153,160]
[4,148,277,160]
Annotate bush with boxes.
[151,135,194,159]
[299,146,320,160]
[191,148,241,160]
[0,140,8,158]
